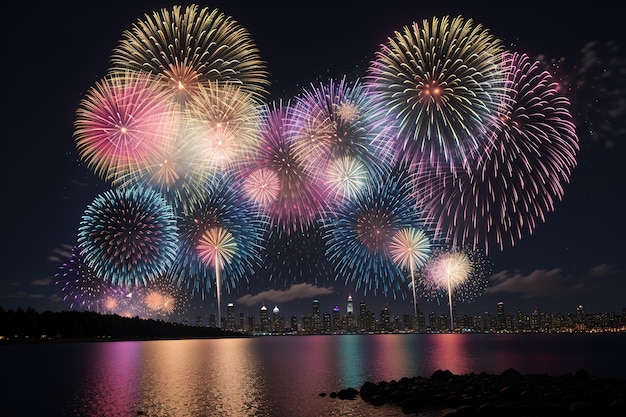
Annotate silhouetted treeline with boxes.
[0,306,245,342]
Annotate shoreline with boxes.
[325,368,626,416]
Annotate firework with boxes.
[420,51,579,254]
[243,167,281,207]
[291,77,393,206]
[241,100,327,232]
[77,185,179,287]
[389,228,433,316]
[54,246,127,312]
[138,275,189,319]
[74,70,178,184]
[366,15,507,171]
[170,173,267,314]
[420,246,491,330]
[183,81,262,177]
[323,163,432,298]
[109,4,269,104]
[115,125,211,213]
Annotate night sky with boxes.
[3,1,625,323]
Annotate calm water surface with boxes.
[2,333,625,417]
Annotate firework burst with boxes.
[419,51,579,254]
[241,101,327,232]
[323,163,433,298]
[77,186,179,287]
[169,173,267,305]
[138,275,189,319]
[182,81,262,177]
[292,77,393,206]
[54,246,127,312]
[366,15,508,171]
[420,245,491,330]
[109,4,269,105]
[74,70,178,184]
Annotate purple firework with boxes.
[55,246,127,312]
[291,77,394,207]
[417,51,579,254]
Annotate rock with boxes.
[359,381,379,402]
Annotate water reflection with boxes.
[366,334,412,381]
[337,335,364,387]
[73,341,142,416]
[425,334,474,375]
[5,333,623,417]
[70,339,270,417]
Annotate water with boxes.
[2,333,625,417]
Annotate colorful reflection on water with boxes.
[2,333,625,416]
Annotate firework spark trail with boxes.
[77,186,179,287]
[389,228,433,317]
[74,70,178,185]
[109,4,270,105]
[197,227,237,326]
[323,163,434,299]
[418,51,579,254]
[366,15,508,172]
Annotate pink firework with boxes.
[243,167,281,207]
[416,51,579,255]
[242,101,327,232]
[74,70,178,184]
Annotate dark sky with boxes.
[2,1,625,323]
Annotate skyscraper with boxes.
[313,299,321,332]
[272,306,283,333]
[346,295,356,332]
[260,304,269,333]
[332,305,341,332]
[226,302,235,330]
[497,301,506,331]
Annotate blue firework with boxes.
[169,172,268,298]
[322,163,435,298]
[77,185,179,287]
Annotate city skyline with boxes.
[2,1,625,320]
[187,293,626,335]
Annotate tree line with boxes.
[0,306,243,342]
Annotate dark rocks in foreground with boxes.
[324,368,626,416]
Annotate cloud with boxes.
[589,263,621,278]
[47,244,73,263]
[31,278,52,287]
[485,269,585,298]
[1,291,45,300]
[237,283,334,307]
